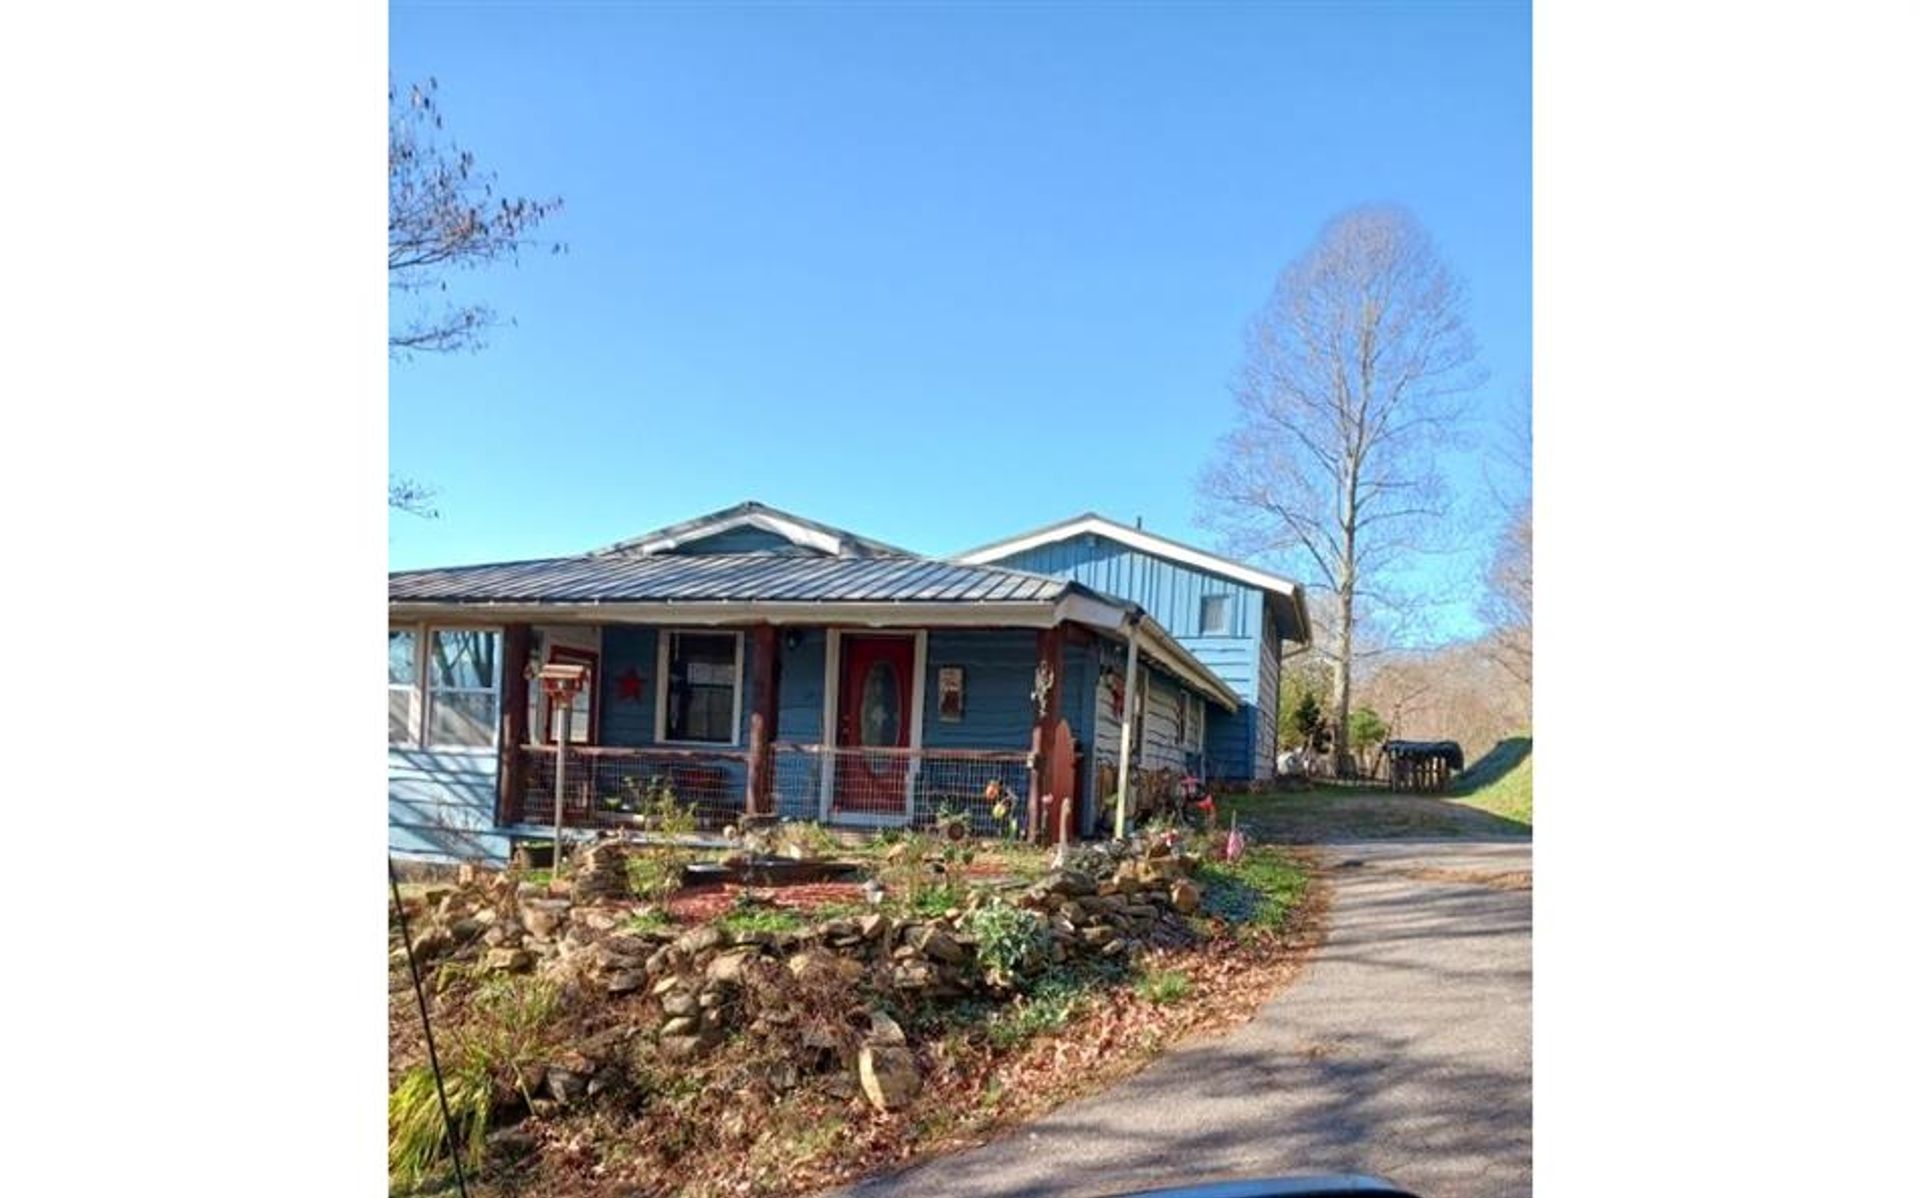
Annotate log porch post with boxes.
[1028,624,1066,845]
[498,623,532,825]
[745,624,780,818]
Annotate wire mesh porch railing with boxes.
[770,743,1034,836]
[513,743,1044,837]
[517,744,750,832]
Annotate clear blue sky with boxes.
[390,0,1530,644]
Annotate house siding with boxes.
[987,534,1272,781]
[389,747,511,864]
[670,525,827,554]
[921,629,1034,751]
[1255,613,1281,780]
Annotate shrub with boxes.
[982,963,1123,1048]
[962,899,1047,983]
[389,1060,491,1190]
[388,975,562,1188]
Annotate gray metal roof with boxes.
[389,551,1075,605]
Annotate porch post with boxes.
[1028,625,1065,845]
[498,623,532,826]
[1113,619,1140,841]
[745,623,780,818]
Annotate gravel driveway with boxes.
[845,839,1532,1198]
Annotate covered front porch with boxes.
[510,742,1036,837]
[389,504,1243,864]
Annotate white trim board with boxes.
[625,510,844,557]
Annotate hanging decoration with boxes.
[616,668,645,702]
[1031,659,1056,718]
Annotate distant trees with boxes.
[1481,386,1533,689]
[389,77,563,515]
[1201,206,1483,774]
[1485,503,1532,687]
[1347,706,1389,776]
[1289,692,1325,753]
[1278,655,1333,751]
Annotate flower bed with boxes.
[389,831,1323,1197]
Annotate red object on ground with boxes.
[664,880,868,923]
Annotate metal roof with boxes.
[389,551,1074,605]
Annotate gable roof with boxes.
[388,502,1246,709]
[954,512,1313,646]
[593,501,912,559]
[390,552,1072,606]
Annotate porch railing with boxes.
[770,743,1034,836]
[511,742,1046,838]
[517,744,750,832]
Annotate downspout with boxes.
[1113,614,1141,841]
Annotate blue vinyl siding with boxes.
[775,628,828,743]
[990,533,1279,781]
[599,625,758,747]
[389,747,511,864]
[598,625,660,746]
[672,526,825,554]
[921,629,1035,750]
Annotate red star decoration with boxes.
[616,669,645,702]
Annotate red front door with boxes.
[833,635,916,818]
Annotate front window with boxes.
[426,629,501,747]
[661,631,740,744]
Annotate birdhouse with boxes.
[534,661,589,701]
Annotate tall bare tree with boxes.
[1480,381,1532,688]
[1200,206,1482,771]
[389,78,562,515]
[1484,502,1532,686]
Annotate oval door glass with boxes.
[860,660,900,746]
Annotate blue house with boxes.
[388,502,1305,863]
[956,514,1312,784]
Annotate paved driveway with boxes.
[846,839,1532,1198]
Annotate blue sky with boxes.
[389,0,1530,643]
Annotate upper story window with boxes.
[1199,594,1232,635]
[658,631,742,744]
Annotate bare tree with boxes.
[389,78,562,357]
[1200,206,1483,772]
[1484,501,1532,686]
[1481,381,1532,688]
[389,78,563,515]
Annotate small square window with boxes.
[1199,595,1231,635]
